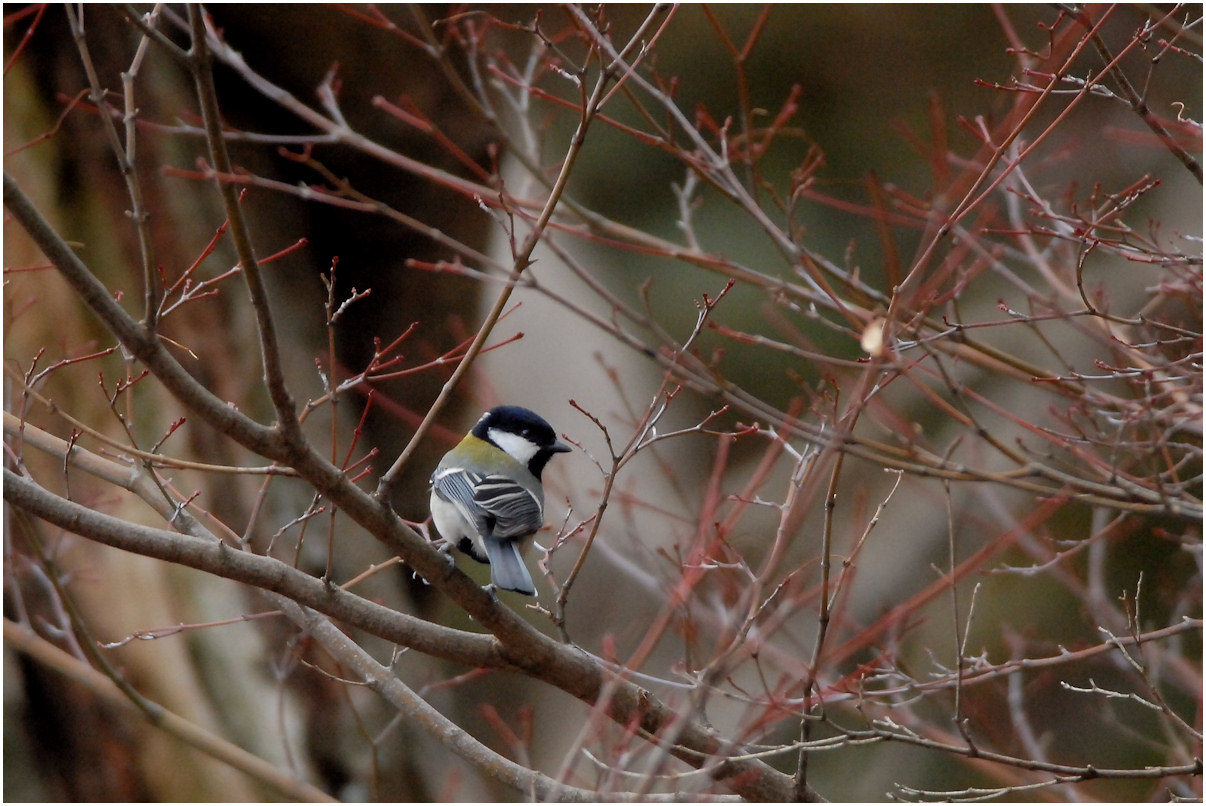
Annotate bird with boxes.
[429,405,571,595]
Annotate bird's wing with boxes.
[432,468,544,540]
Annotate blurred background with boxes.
[5,4,1200,801]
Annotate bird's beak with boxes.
[552,440,572,454]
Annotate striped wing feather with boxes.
[433,469,544,540]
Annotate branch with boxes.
[2,468,500,668]
[64,4,160,326]
[273,597,731,802]
[1078,6,1202,183]
[4,410,806,801]
[374,5,662,499]
[4,619,336,802]
[184,5,302,444]
[2,172,283,459]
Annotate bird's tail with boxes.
[483,539,536,596]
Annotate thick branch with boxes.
[4,467,805,800]
[3,469,499,667]
[2,172,282,458]
[274,598,723,802]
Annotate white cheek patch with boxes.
[488,428,540,466]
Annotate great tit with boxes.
[429,406,571,595]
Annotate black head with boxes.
[473,405,571,478]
